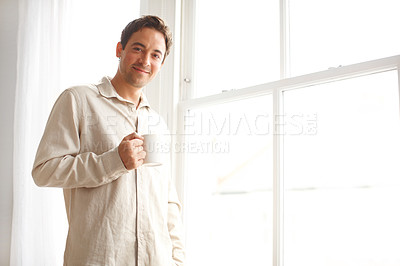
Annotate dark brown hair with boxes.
[120,15,172,62]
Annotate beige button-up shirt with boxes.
[32,76,185,266]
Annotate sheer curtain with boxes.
[12,0,70,264]
[11,0,139,264]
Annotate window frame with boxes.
[177,53,400,265]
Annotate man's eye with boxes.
[133,47,142,52]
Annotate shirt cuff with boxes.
[101,146,129,179]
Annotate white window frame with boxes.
[178,54,400,265]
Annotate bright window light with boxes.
[193,0,280,98]
[184,95,273,266]
[283,70,400,266]
[289,0,400,76]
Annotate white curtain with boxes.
[12,0,70,264]
[11,0,139,264]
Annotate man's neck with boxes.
[110,75,142,107]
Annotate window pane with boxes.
[193,0,280,98]
[290,0,400,76]
[184,95,273,266]
[283,71,400,265]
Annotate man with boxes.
[32,15,185,265]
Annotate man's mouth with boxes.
[132,65,151,74]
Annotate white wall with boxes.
[0,0,18,264]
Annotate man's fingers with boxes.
[135,145,144,152]
[131,138,144,147]
[123,132,144,141]
[122,133,135,141]
[138,150,146,159]
[118,133,147,170]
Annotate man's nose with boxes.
[139,52,151,66]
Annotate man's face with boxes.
[117,27,166,89]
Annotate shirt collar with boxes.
[97,76,150,108]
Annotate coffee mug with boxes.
[142,134,167,167]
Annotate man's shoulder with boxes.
[64,82,99,99]
[64,77,114,101]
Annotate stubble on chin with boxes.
[124,73,150,89]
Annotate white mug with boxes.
[142,134,167,167]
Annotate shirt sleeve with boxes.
[32,89,128,188]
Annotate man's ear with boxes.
[116,42,123,58]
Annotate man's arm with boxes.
[32,89,131,188]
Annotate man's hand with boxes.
[118,132,146,170]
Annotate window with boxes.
[178,0,400,265]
